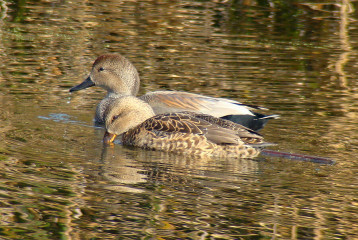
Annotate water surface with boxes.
[1,0,358,239]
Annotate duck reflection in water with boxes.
[97,141,261,194]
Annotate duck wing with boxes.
[140,91,264,117]
[183,112,265,144]
[140,112,252,145]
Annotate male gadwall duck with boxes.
[70,54,278,131]
[103,96,273,158]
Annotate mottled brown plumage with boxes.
[103,96,273,159]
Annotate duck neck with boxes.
[131,72,140,96]
[111,64,140,96]
[103,74,139,96]
[106,92,130,99]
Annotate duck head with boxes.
[103,96,155,144]
[70,54,140,96]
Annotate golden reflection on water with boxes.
[0,0,358,239]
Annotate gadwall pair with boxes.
[102,96,273,158]
[70,54,278,131]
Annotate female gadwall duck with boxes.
[70,54,278,130]
[103,96,273,159]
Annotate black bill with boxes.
[69,76,95,92]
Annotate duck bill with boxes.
[69,76,95,92]
[103,131,117,144]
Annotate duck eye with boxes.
[98,67,104,72]
[112,114,120,122]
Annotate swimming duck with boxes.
[70,54,278,130]
[103,96,273,159]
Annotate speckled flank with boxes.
[123,129,260,159]
[100,97,268,159]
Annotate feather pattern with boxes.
[103,96,272,159]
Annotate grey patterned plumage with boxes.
[70,54,279,130]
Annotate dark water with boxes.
[1,0,358,239]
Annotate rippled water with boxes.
[1,0,358,239]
